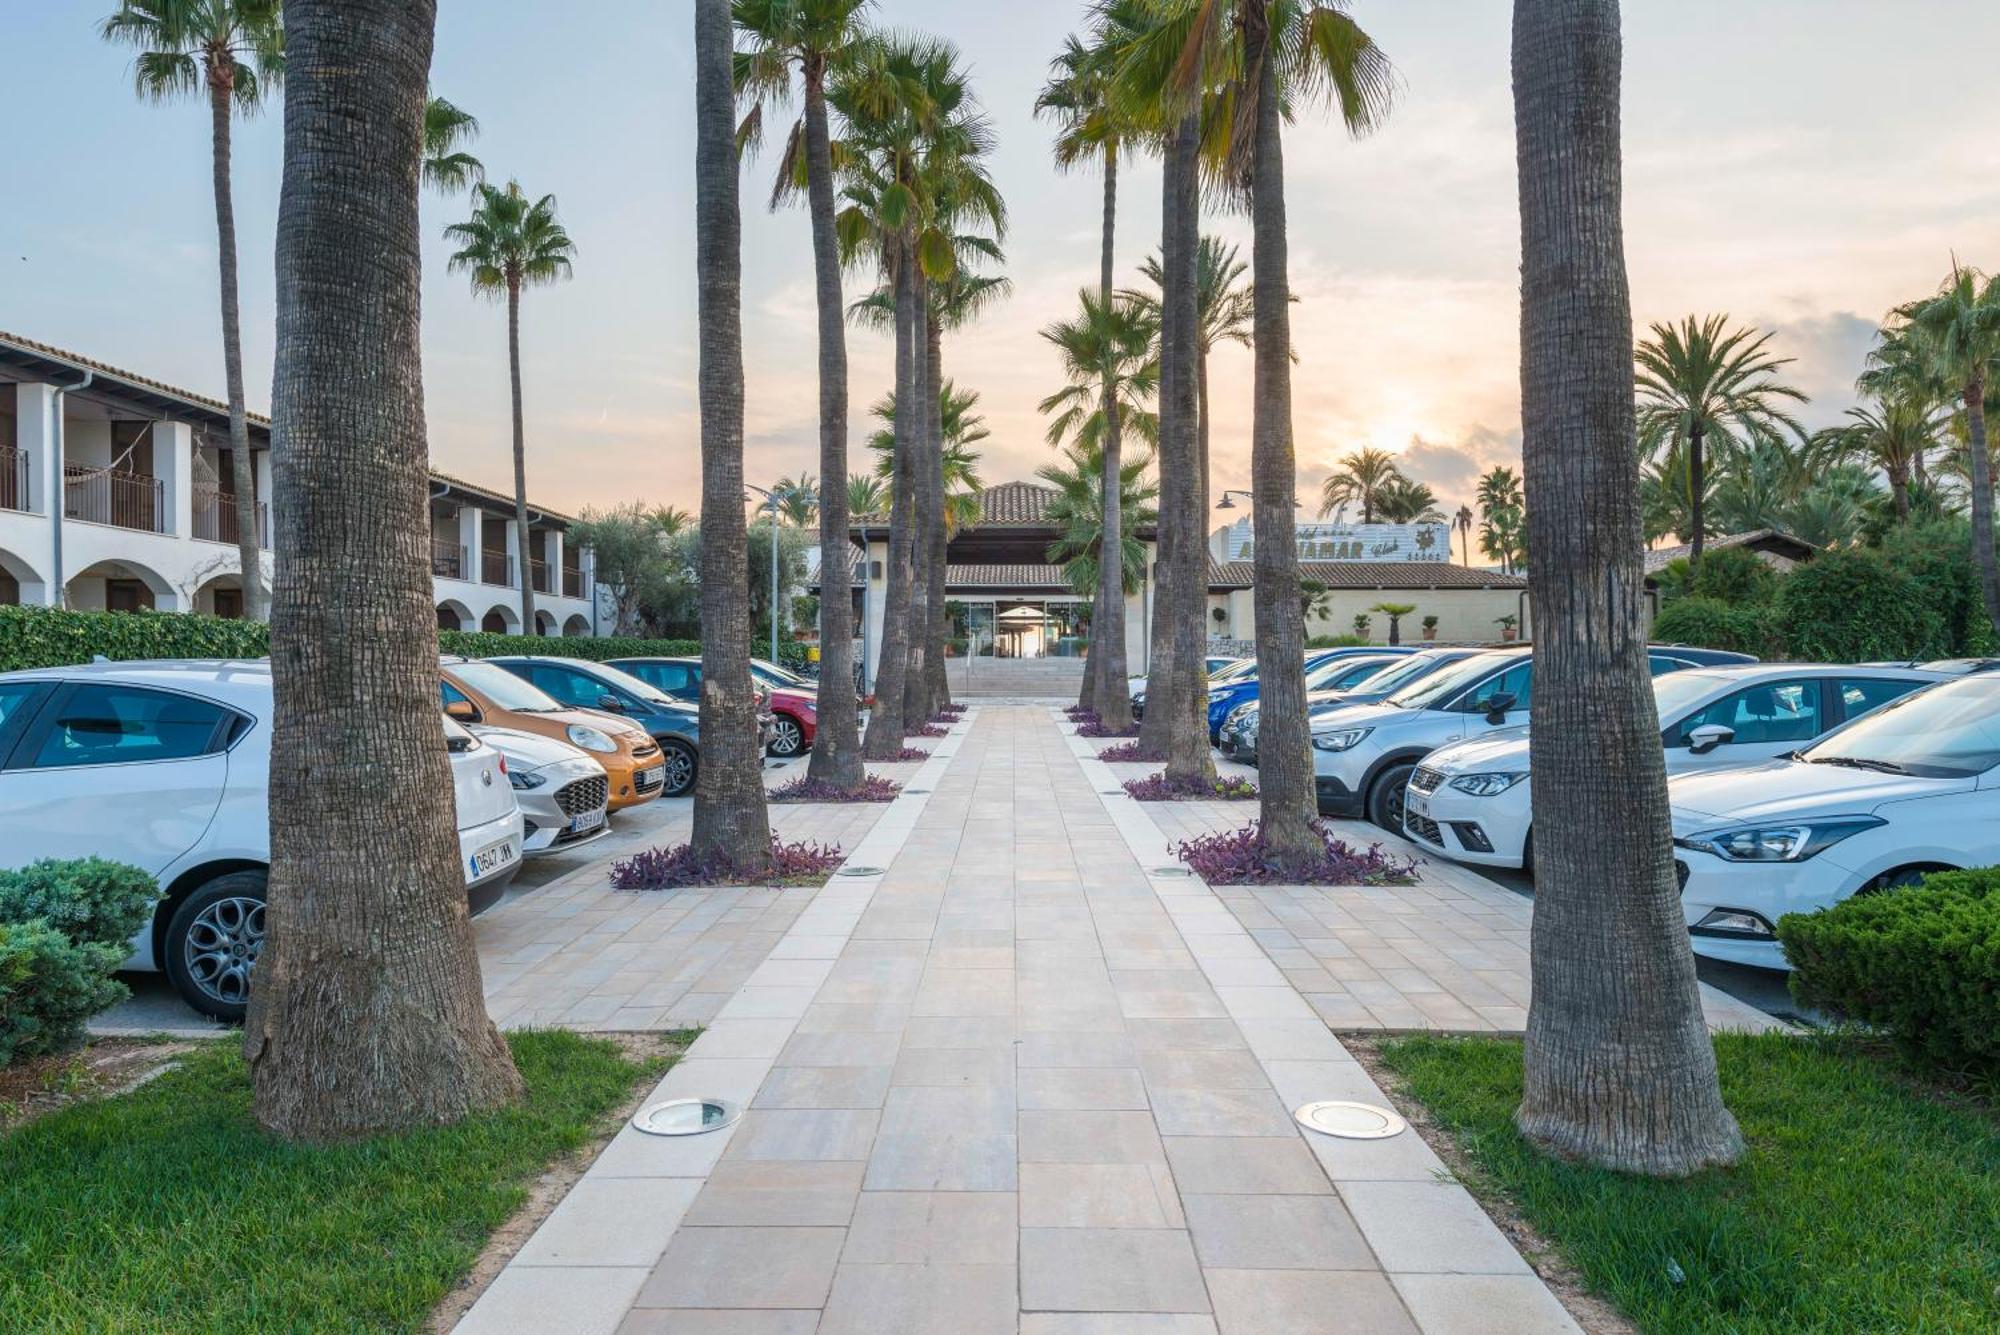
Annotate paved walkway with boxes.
[461,706,1576,1334]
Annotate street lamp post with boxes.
[744,484,782,666]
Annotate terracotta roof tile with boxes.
[1213,560,1526,590]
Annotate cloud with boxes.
[1394,425,1521,504]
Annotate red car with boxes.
[764,686,817,757]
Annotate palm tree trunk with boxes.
[508,279,536,634]
[1246,9,1316,862]
[1687,419,1706,570]
[691,0,771,868]
[902,271,933,728]
[1889,462,1910,524]
[1965,374,2000,632]
[1512,0,1741,1175]
[862,245,917,758]
[924,319,952,714]
[802,64,863,789]
[1197,347,1212,529]
[208,67,264,622]
[1162,114,1212,783]
[1140,123,1183,762]
[1091,143,1132,725]
[248,0,522,1142]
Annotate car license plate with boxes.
[468,839,517,882]
[1405,789,1430,819]
[639,765,665,788]
[569,806,606,834]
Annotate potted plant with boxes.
[1370,602,1416,646]
[1352,613,1372,640]
[1420,614,1439,642]
[1495,613,1519,642]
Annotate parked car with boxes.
[441,657,667,809]
[1129,656,1243,698]
[1670,673,2000,970]
[609,656,816,758]
[1198,646,1421,742]
[1217,653,1406,762]
[1131,656,1256,721]
[469,724,611,857]
[487,657,703,797]
[1405,664,1947,871]
[1311,645,1757,830]
[1220,649,1486,765]
[0,660,522,1019]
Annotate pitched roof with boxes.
[1643,529,1816,576]
[852,480,1064,530]
[1214,560,1527,590]
[812,554,1254,593]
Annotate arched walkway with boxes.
[193,571,246,619]
[562,613,591,638]
[0,546,46,606]
[535,610,558,637]
[437,598,474,632]
[482,604,520,635]
[67,558,178,613]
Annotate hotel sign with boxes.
[1220,519,1450,563]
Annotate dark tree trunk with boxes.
[1246,8,1316,862]
[208,65,265,621]
[508,278,536,634]
[924,316,951,715]
[1161,115,1212,784]
[692,0,771,868]
[1139,126,1182,761]
[1888,463,1910,524]
[802,64,864,789]
[1512,0,1742,1176]
[249,0,522,1142]
[1092,143,1132,724]
[902,270,933,728]
[1198,348,1212,527]
[862,245,917,757]
[1686,418,1705,570]
[1964,375,2000,633]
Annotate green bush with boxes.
[1780,867,2000,1075]
[1876,520,2000,658]
[0,858,156,951]
[1688,546,1781,605]
[1652,596,1782,657]
[1305,634,1369,649]
[1776,548,1944,662]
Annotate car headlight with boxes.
[1448,771,1527,797]
[1207,690,1230,704]
[1227,703,1256,724]
[566,724,618,754]
[1311,727,1373,752]
[509,768,548,790]
[1675,816,1883,863]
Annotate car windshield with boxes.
[585,662,682,707]
[1307,656,1394,691]
[1210,659,1255,684]
[450,660,565,713]
[752,659,810,689]
[1344,653,1446,696]
[1385,653,1516,711]
[1800,676,2000,777]
[1651,670,1735,722]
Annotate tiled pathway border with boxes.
[459,711,979,1332]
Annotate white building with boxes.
[0,332,600,635]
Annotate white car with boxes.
[1670,673,2000,971]
[1406,664,1945,870]
[470,723,611,857]
[1129,656,1244,697]
[0,660,523,1019]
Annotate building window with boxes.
[105,579,154,614]
[211,588,243,620]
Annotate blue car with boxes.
[1204,646,1420,742]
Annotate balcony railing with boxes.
[431,539,467,580]
[192,486,269,547]
[64,465,164,534]
[530,558,553,595]
[480,549,514,587]
[563,567,584,599]
[1,445,26,513]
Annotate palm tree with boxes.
[1889,267,2000,632]
[1037,443,1159,601]
[691,0,772,868]
[735,0,873,790]
[444,181,577,635]
[1512,0,1740,1175]
[422,94,483,194]
[1370,601,1415,645]
[1453,503,1474,565]
[867,381,988,501]
[1634,315,1809,571]
[1319,446,1405,522]
[772,473,819,526]
[101,0,282,622]
[1374,476,1444,524]
[1476,465,1526,573]
[1127,235,1257,516]
[1822,393,1944,529]
[249,0,522,1141]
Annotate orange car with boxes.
[440,657,667,810]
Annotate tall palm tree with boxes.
[1477,465,1526,573]
[691,0,772,867]
[250,0,523,1141]
[735,0,873,789]
[1039,30,1140,720]
[444,181,577,634]
[1373,476,1444,524]
[1453,503,1474,564]
[1890,266,2000,632]
[771,473,819,526]
[1039,291,1162,456]
[1634,314,1809,571]
[1127,234,1257,517]
[101,0,282,622]
[1318,445,1404,522]
[422,94,483,194]
[1512,0,1740,1176]
[1037,443,1159,602]
[847,472,886,517]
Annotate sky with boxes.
[4,1,1999,531]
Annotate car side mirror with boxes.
[444,699,478,723]
[1481,691,1517,723]
[597,694,626,713]
[1686,722,1734,755]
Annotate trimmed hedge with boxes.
[0,859,157,1068]
[1780,867,2000,1076]
[0,605,811,673]
[1652,596,1782,658]
[1776,549,1944,663]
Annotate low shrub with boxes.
[0,921,131,1068]
[906,722,948,738]
[1877,520,2000,658]
[0,858,157,951]
[1064,705,1097,721]
[1306,634,1369,649]
[610,835,846,890]
[877,744,930,762]
[1671,546,1781,606]
[1097,740,1165,763]
[1123,772,1257,801]
[1175,821,1420,886]
[768,774,902,804]
[1776,548,1944,662]
[1652,596,1782,658]
[1779,867,2000,1076]
[1076,717,1137,739]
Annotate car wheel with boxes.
[1367,763,1416,833]
[1857,866,1939,896]
[660,739,698,797]
[164,870,266,1022]
[768,715,805,757]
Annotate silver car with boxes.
[471,724,611,857]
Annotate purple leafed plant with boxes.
[1123,772,1258,801]
[935,704,967,718]
[907,722,948,738]
[1097,740,1166,763]
[1174,820,1421,886]
[1075,717,1138,738]
[611,834,847,890]
[879,744,930,762]
[769,773,903,804]
[1064,705,1099,722]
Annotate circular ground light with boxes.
[1151,866,1194,878]
[1294,1100,1407,1139]
[632,1097,741,1137]
[836,865,887,877]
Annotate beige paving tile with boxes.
[751,1066,892,1111]
[618,1311,820,1335]
[1019,1161,1186,1229]
[1389,1273,1583,1334]
[1339,1181,1533,1275]
[840,1191,1017,1264]
[725,1108,879,1162]
[1020,1228,1210,1314]
[818,1262,1018,1335]
[1204,1268,1420,1335]
[1020,1318,1218,1335]
[1181,1193,1375,1270]
[1018,1066,1150,1110]
[683,1160,865,1227]
[513,1177,701,1267]
[637,1226,846,1309]
[1020,1110,1167,1165]
[458,1265,650,1334]
[1160,1136,1331,1195]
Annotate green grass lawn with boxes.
[0,1030,677,1332]
[1377,1032,2000,1333]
